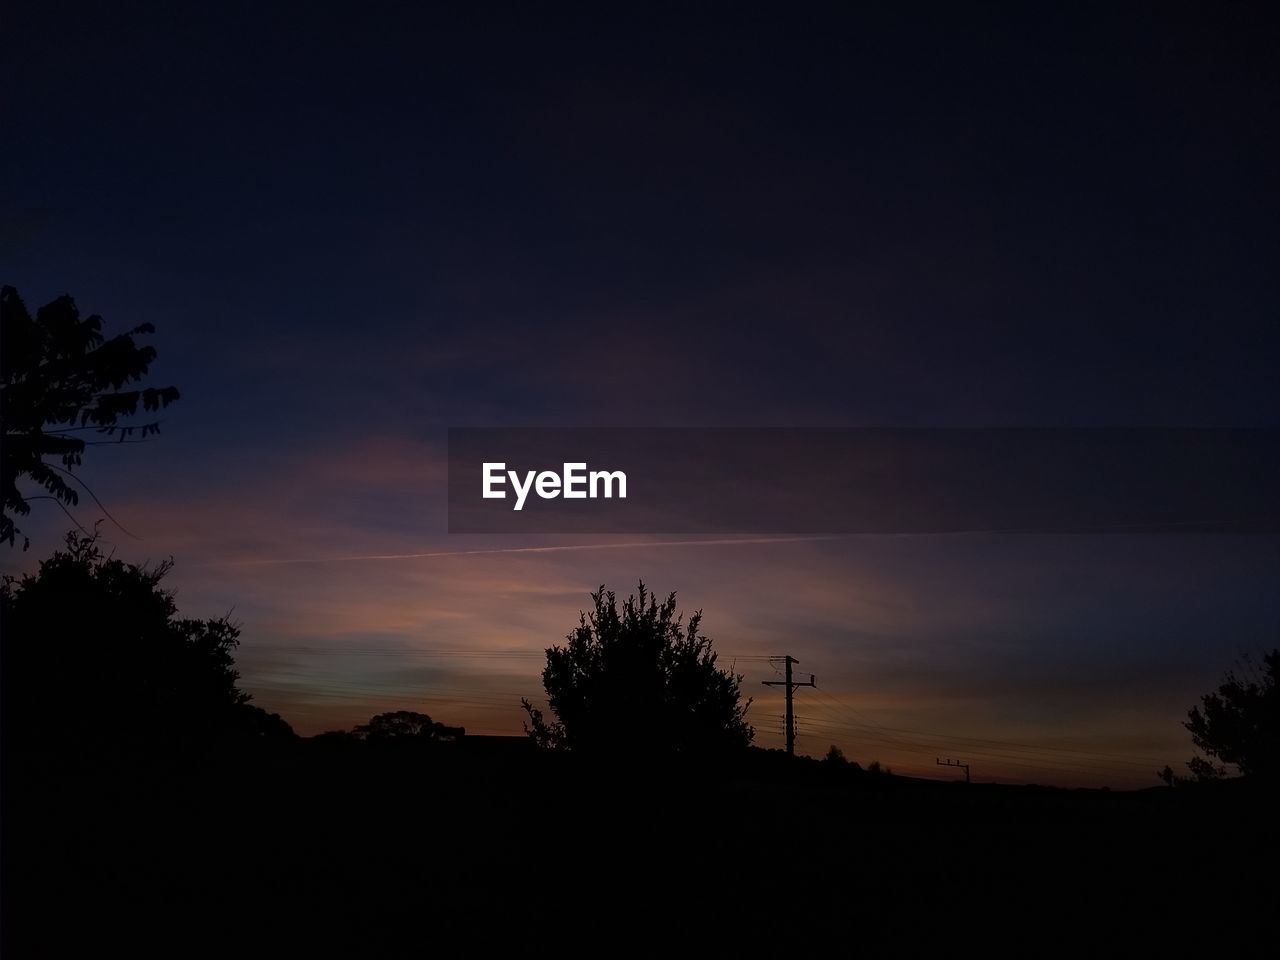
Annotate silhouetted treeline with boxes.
[3,534,1278,956]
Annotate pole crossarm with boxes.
[936,757,971,783]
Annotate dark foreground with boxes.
[5,744,1276,954]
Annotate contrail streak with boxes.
[208,535,841,567]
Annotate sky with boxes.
[4,2,1279,786]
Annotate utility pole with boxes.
[937,757,971,783]
[762,656,815,756]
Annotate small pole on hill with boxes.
[762,656,815,756]
[937,757,971,783]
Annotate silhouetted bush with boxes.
[1175,649,1279,783]
[521,582,754,757]
[0,530,288,762]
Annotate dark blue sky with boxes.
[7,3,1278,430]
[4,2,1279,782]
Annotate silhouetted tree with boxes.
[521,582,754,756]
[0,530,276,759]
[352,711,465,742]
[824,744,847,764]
[1,286,180,549]
[1177,650,1279,783]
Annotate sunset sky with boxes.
[4,4,1279,786]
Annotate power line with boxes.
[793,704,1151,778]
[804,686,1165,768]
[791,711,1157,773]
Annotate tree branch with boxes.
[22,496,95,537]
[43,463,141,540]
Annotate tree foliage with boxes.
[522,583,754,756]
[353,711,465,742]
[1177,650,1279,783]
[1,286,180,548]
[0,530,287,757]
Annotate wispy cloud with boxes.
[206,535,843,567]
